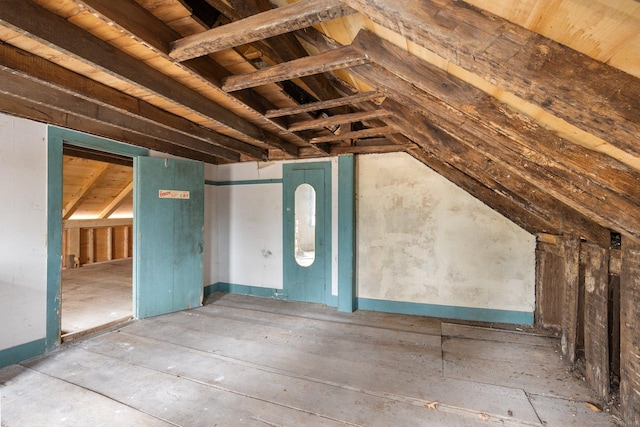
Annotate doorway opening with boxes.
[60,144,134,341]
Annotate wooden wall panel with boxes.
[561,236,581,364]
[535,239,564,330]
[621,238,640,424]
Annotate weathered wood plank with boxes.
[221,46,368,92]
[561,236,581,365]
[0,92,221,164]
[169,0,355,61]
[288,109,391,132]
[620,238,640,425]
[309,125,392,144]
[0,0,285,150]
[582,242,610,400]
[329,144,406,155]
[535,240,564,331]
[0,68,240,162]
[0,43,266,160]
[74,0,301,157]
[342,0,640,161]
[265,91,382,118]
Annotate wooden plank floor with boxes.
[0,293,621,426]
[61,258,133,336]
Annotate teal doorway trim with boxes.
[46,126,148,352]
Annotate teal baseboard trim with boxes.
[0,339,46,369]
[205,179,283,186]
[204,283,285,299]
[204,283,339,307]
[356,298,533,325]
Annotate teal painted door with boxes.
[283,163,331,304]
[134,157,204,318]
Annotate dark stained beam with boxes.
[342,0,640,160]
[0,93,222,164]
[0,0,297,154]
[222,47,368,92]
[74,0,302,155]
[170,0,355,61]
[0,43,267,161]
[63,144,133,167]
[288,109,391,132]
[310,126,393,144]
[0,68,242,161]
[265,91,382,118]
[348,60,640,239]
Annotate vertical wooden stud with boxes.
[107,226,113,261]
[620,238,640,425]
[583,242,610,400]
[561,235,581,364]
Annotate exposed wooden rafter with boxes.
[265,91,382,118]
[63,163,112,219]
[288,109,391,132]
[310,125,393,144]
[98,181,133,219]
[221,47,369,92]
[169,0,355,61]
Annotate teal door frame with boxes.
[47,127,147,350]
[283,161,333,305]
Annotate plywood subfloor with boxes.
[1,293,621,426]
[61,258,133,336]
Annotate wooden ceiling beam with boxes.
[222,46,368,92]
[74,0,301,157]
[0,68,242,162]
[310,125,393,144]
[354,62,640,239]
[169,0,355,61]
[381,102,611,246]
[342,0,640,162]
[288,109,391,132]
[0,0,298,154]
[265,91,382,118]
[0,92,222,165]
[209,0,350,110]
[351,30,640,206]
[63,163,112,219]
[0,43,267,161]
[98,180,133,219]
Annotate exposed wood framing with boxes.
[63,163,111,219]
[222,47,369,92]
[561,236,581,365]
[265,91,382,118]
[582,242,610,401]
[342,0,640,165]
[288,109,391,132]
[98,181,133,219]
[621,238,640,425]
[309,125,393,144]
[169,0,355,61]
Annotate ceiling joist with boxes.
[265,91,383,118]
[169,0,356,61]
[288,109,391,132]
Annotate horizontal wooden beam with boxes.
[310,126,393,144]
[0,68,241,162]
[169,0,355,61]
[63,218,133,229]
[222,46,368,92]
[0,0,288,151]
[0,43,265,161]
[74,0,301,157]
[288,109,391,132]
[329,144,407,155]
[0,92,222,164]
[265,91,383,118]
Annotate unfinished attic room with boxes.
[1,0,639,426]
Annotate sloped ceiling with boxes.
[0,0,638,245]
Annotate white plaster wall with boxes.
[212,159,339,294]
[357,152,535,313]
[0,113,48,350]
